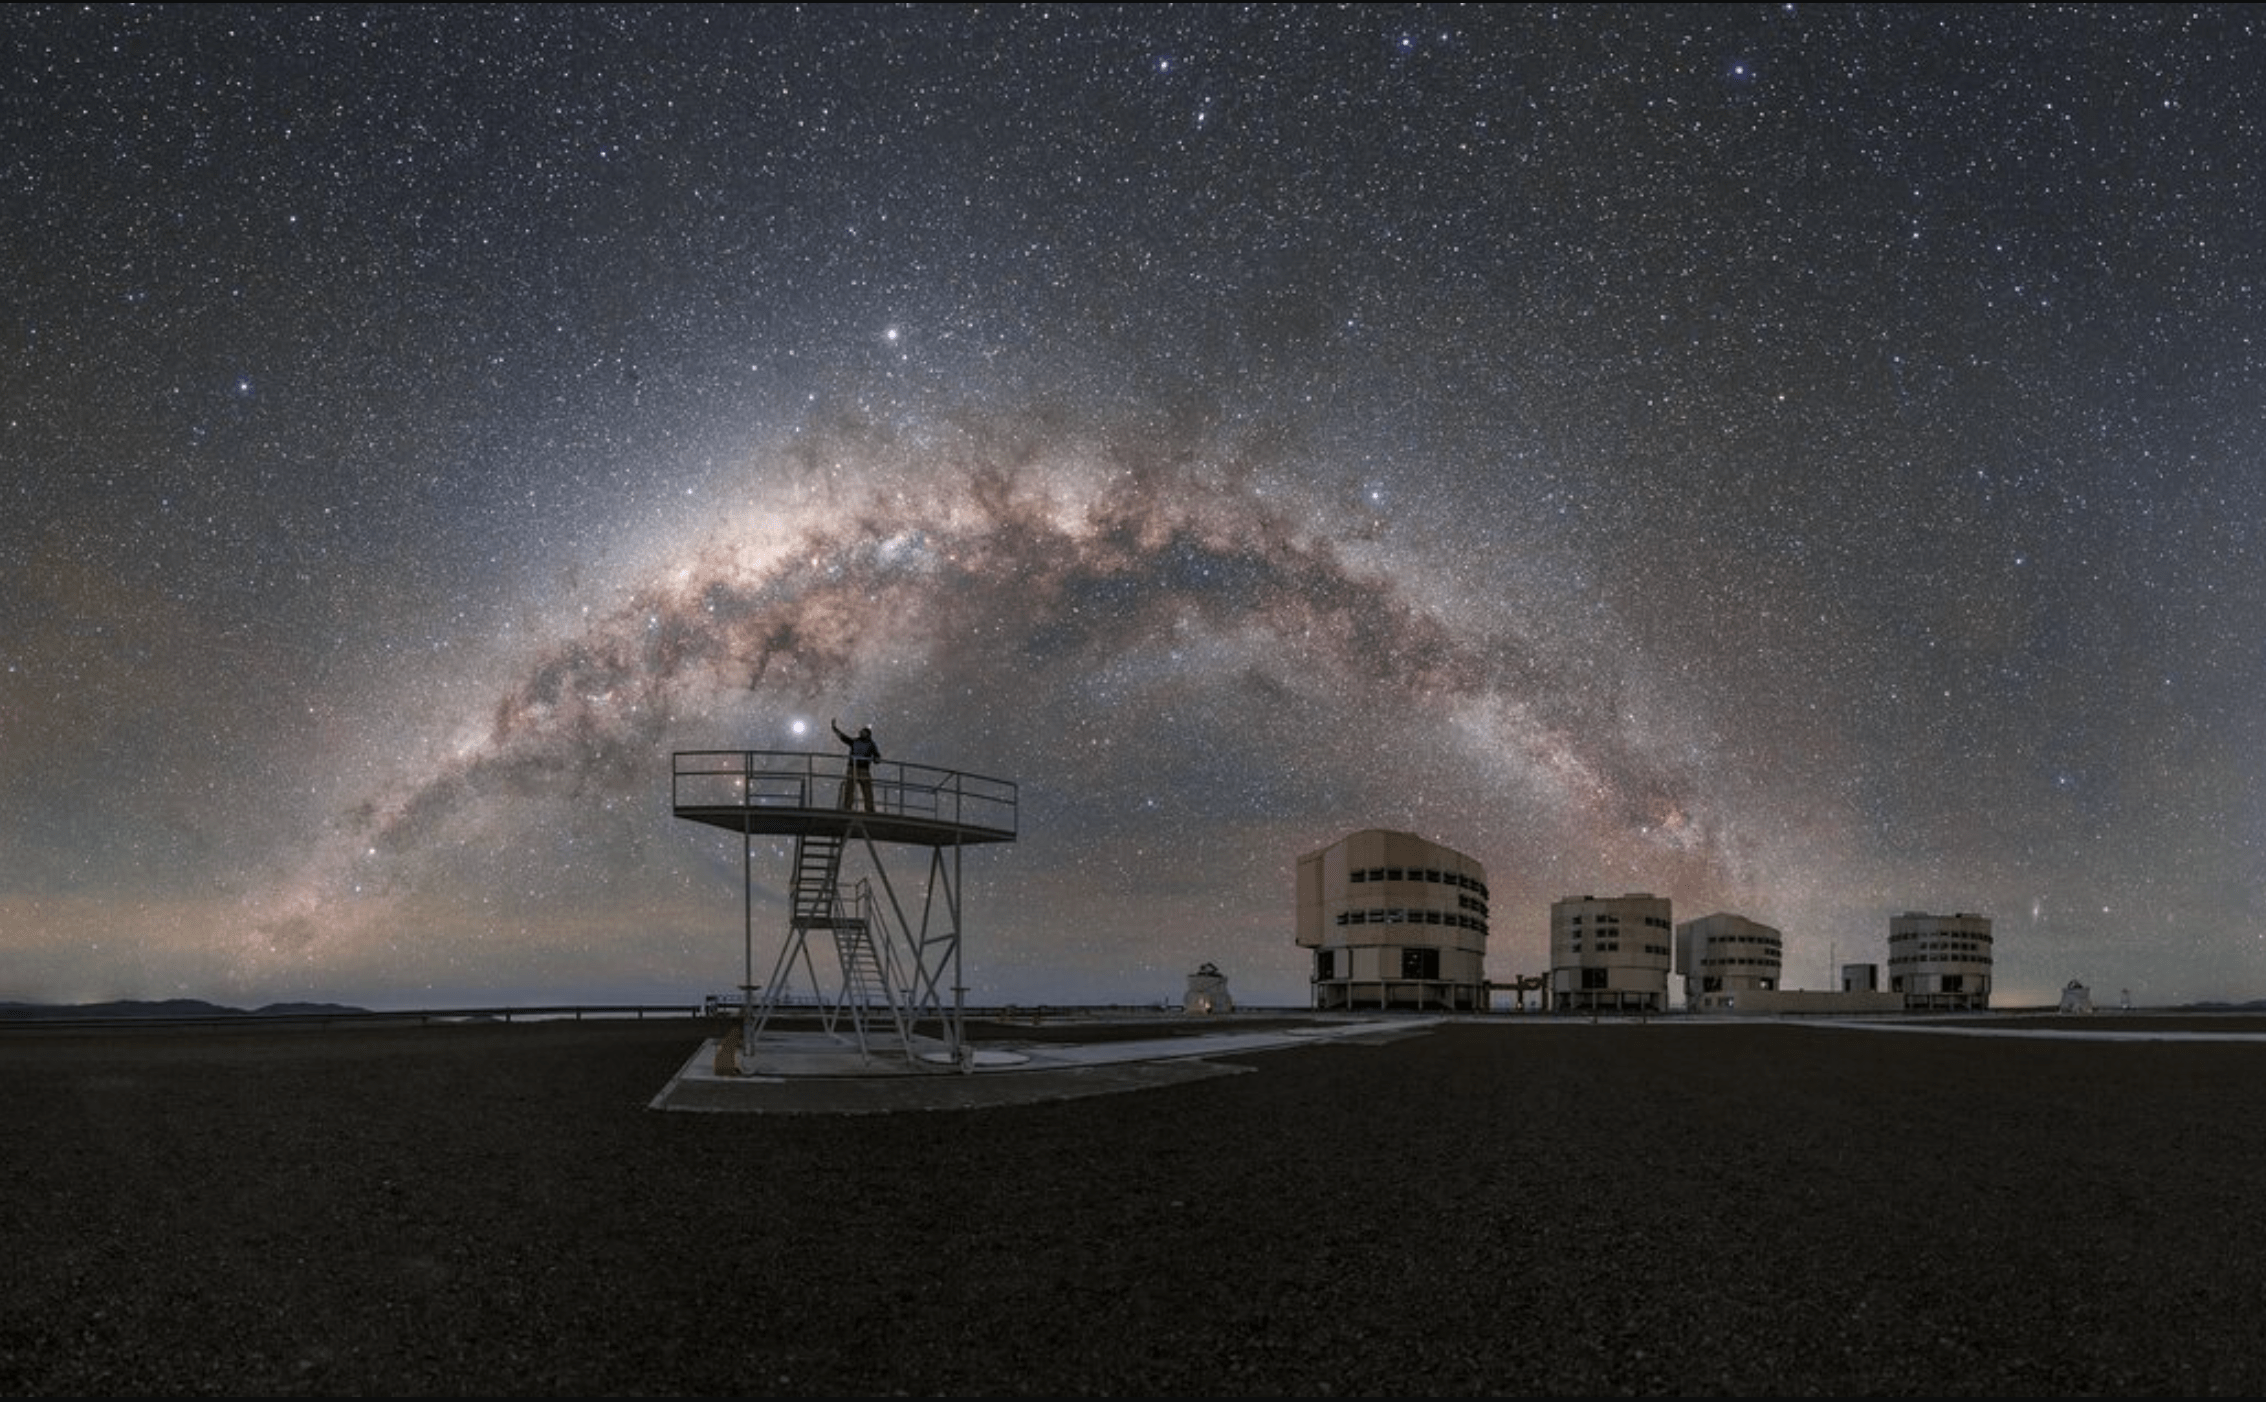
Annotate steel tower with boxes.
[672,749,1017,1069]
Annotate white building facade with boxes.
[1295,829,1491,1012]
[1550,893,1672,1014]
[1888,910,1994,1011]
[1676,911,1783,1012]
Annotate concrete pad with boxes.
[648,1017,1435,1114]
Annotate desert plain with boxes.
[2,1010,2262,1396]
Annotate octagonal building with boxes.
[1295,829,1491,1012]
[1550,893,1673,1014]
[1889,910,1994,1011]
[1677,911,1784,1012]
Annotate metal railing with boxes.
[671,749,1018,837]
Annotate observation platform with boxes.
[671,749,1017,847]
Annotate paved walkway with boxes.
[648,1017,1439,1114]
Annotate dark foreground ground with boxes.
[3,1012,2264,1397]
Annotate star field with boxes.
[4,3,2264,1008]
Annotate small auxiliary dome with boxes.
[1184,961,1233,1015]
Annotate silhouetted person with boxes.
[832,718,879,811]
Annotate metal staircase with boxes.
[747,823,912,1058]
[789,831,846,928]
[827,880,910,1050]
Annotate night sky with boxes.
[7,3,2264,1010]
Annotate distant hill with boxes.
[0,998,369,1021]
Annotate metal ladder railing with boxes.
[748,825,916,1060]
[826,880,913,1055]
[747,829,849,1047]
[790,831,846,927]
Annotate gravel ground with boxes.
[3,1013,2264,1396]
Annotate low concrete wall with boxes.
[1687,989,1907,1015]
